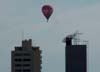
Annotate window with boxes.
[15,64,22,67]
[15,59,22,61]
[23,64,30,66]
[23,59,31,61]
[15,69,21,72]
[23,69,30,72]
[14,53,30,56]
[15,53,22,56]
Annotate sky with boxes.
[0,0,100,72]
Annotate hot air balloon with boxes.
[42,5,53,22]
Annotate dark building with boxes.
[11,39,42,72]
[64,35,87,72]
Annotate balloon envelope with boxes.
[42,5,53,22]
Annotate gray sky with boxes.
[0,0,100,72]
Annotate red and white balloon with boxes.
[42,5,53,22]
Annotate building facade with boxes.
[64,36,87,72]
[11,39,42,72]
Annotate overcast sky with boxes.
[0,0,100,72]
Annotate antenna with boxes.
[73,31,83,45]
[62,31,88,45]
[21,28,24,40]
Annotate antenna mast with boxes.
[73,31,83,45]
